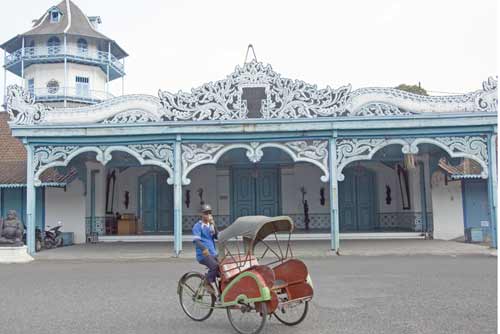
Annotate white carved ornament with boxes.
[159,61,352,120]
[336,136,489,181]
[181,140,329,185]
[5,68,497,125]
[32,144,174,186]
[348,76,498,114]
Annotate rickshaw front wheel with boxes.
[178,272,215,321]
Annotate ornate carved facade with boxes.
[5,61,497,126]
[3,59,497,254]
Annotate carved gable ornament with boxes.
[5,61,497,126]
[158,61,353,120]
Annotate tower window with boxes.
[76,76,90,97]
[46,79,59,94]
[49,7,62,23]
[77,38,88,55]
[47,36,61,55]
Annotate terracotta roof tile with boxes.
[0,112,77,185]
[0,112,26,162]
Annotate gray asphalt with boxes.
[0,256,496,334]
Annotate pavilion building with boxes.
[1,1,497,255]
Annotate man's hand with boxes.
[202,248,210,257]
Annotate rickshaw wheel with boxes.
[178,272,215,321]
[226,301,268,334]
[273,298,309,326]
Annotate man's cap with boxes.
[200,204,212,213]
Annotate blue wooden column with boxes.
[25,144,36,255]
[329,133,340,253]
[487,132,497,248]
[173,136,183,256]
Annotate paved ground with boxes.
[32,239,497,261]
[0,255,496,334]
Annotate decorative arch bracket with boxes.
[336,136,488,181]
[181,140,329,185]
[32,143,174,186]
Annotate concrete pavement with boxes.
[0,256,496,334]
[31,239,497,262]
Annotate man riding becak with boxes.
[192,204,219,295]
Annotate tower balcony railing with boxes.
[4,46,124,74]
[30,86,114,104]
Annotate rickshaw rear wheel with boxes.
[227,301,268,334]
[178,272,215,321]
[273,299,309,326]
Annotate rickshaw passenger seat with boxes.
[220,255,259,281]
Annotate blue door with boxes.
[139,171,173,233]
[339,167,376,232]
[231,168,280,220]
[462,179,490,234]
[139,173,157,233]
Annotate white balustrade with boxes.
[4,46,124,72]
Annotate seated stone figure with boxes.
[0,210,24,246]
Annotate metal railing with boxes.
[85,216,108,236]
[30,86,114,103]
[4,46,124,73]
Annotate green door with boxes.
[339,167,376,232]
[157,173,173,233]
[255,169,280,216]
[231,167,280,220]
[139,171,173,233]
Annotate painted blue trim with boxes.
[329,133,340,252]
[418,161,429,235]
[486,134,497,248]
[26,144,36,255]
[18,125,497,150]
[173,137,183,256]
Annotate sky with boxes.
[0,0,497,97]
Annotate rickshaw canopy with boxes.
[218,216,294,244]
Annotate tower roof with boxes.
[1,0,127,59]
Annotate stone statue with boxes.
[0,210,24,246]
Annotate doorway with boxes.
[231,167,280,220]
[138,171,173,233]
[462,179,490,235]
[339,166,376,232]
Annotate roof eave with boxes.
[0,35,22,53]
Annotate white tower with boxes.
[1,0,127,107]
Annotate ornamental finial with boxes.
[244,44,258,64]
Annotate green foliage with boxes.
[395,84,428,96]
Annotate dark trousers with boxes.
[199,255,219,283]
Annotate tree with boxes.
[395,83,428,96]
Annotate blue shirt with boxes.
[192,220,217,262]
